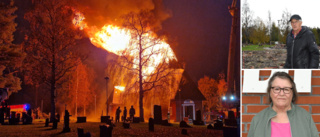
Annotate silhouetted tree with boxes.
[24,0,83,122]
[116,10,176,121]
[0,0,25,96]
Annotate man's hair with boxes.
[266,72,298,103]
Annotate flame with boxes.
[73,11,176,78]
[115,86,125,92]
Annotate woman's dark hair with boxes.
[267,72,298,103]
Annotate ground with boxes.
[0,119,222,137]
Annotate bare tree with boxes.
[241,0,254,45]
[110,10,177,121]
[279,9,291,43]
[24,0,84,122]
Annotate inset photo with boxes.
[242,0,320,69]
[242,69,320,137]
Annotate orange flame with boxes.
[73,11,177,77]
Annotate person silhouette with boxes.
[129,105,135,122]
[115,107,121,123]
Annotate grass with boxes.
[242,44,274,51]
[0,119,222,137]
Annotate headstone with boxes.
[132,117,140,123]
[52,118,58,129]
[179,120,191,128]
[45,118,49,127]
[78,128,84,137]
[77,117,86,123]
[207,124,214,129]
[161,119,172,126]
[0,108,4,124]
[78,128,91,137]
[63,110,71,132]
[123,121,130,129]
[223,127,237,137]
[153,105,162,124]
[100,124,113,137]
[148,118,154,132]
[193,110,204,125]
[181,129,188,135]
[214,119,223,130]
[101,116,109,123]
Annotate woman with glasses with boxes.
[248,72,318,137]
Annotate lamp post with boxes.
[105,77,109,116]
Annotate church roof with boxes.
[173,71,206,101]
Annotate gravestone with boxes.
[153,105,162,124]
[45,118,49,127]
[52,118,58,129]
[101,116,110,123]
[193,110,204,125]
[62,110,71,132]
[77,117,86,123]
[78,128,84,137]
[100,124,113,137]
[214,119,223,130]
[78,128,91,137]
[207,124,214,129]
[181,129,188,135]
[161,119,172,126]
[123,121,130,129]
[179,120,191,128]
[132,117,140,123]
[0,108,4,124]
[148,118,154,132]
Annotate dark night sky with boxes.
[161,0,240,89]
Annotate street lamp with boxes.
[105,77,109,116]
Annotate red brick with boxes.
[313,87,320,95]
[312,106,320,113]
[298,105,309,112]
[247,123,251,132]
[242,96,261,104]
[260,70,271,76]
[288,70,294,76]
[242,124,244,131]
[312,70,320,76]
[247,105,269,113]
[312,78,320,85]
[296,96,320,104]
[316,124,320,132]
[242,133,248,137]
[312,115,320,123]
[262,96,270,104]
[242,106,245,113]
[242,115,255,122]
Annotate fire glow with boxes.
[73,12,177,77]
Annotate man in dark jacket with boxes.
[284,14,319,68]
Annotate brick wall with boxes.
[242,70,320,137]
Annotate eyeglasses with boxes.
[271,87,292,94]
